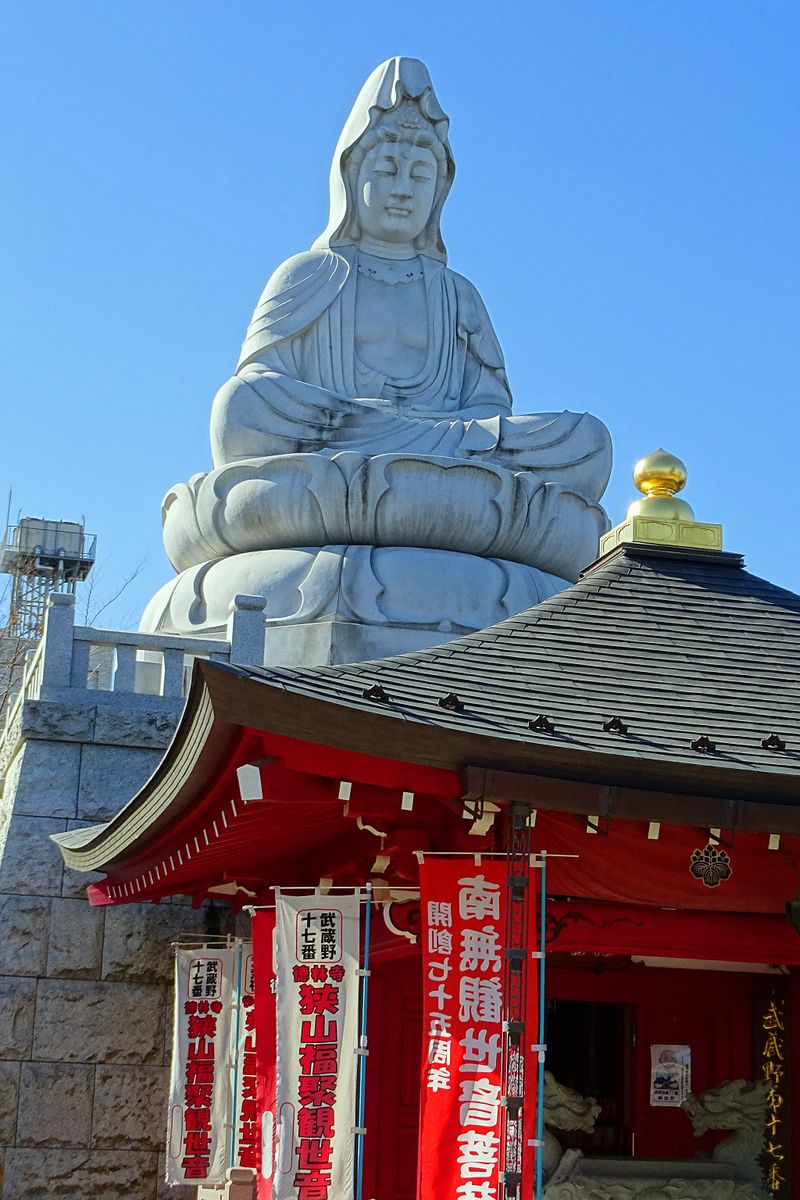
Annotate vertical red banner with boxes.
[253,910,277,1200]
[522,871,541,1200]
[418,858,507,1200]
[234,947,260,1173]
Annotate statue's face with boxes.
[355,136,438,247]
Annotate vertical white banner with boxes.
[274,892,360,1200]
[166,948,238,1185]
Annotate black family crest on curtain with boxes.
[689,843,733,888]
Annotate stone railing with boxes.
[0,591,269,747]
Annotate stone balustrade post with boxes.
[227,595,267,668]
[39,592,77,694]
[197,1168,256,1200]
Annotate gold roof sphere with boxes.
[627,448,695,522]
[599,446,722,555]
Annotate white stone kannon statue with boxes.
[142,57,612,663]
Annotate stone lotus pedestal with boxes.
[141,452,607,664]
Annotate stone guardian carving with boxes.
[541,1070,601,1183]
[683,1079,770,1186]
[541,1077,772,1200]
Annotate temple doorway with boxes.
[546,998,634,1155]
[548,958,757,1161]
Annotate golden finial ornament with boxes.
[627,449,695,522]
[598,447,723,557]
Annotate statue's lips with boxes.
[385,206,412,216]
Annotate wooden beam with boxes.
[463,766,800,836]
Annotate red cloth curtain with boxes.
[546,899,800,963]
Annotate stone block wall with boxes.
[0,693,212,1199]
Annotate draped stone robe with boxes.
[210,246,611,502]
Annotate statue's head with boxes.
[313,58,455,261]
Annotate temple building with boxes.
[53,451,800,1200]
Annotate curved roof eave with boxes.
[52,542,800,875]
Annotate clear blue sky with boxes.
[2,1,798,627]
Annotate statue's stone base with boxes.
[264,616,467,666]
[141,544,567,665]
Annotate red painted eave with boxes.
[87,727,467,906]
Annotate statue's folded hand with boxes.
[314,394,401,417]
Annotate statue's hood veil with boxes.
[312,57,454,263]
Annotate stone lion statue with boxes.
[542,1071,601,1183]
[682,1079,769,1184]
[544,1071,602,1132]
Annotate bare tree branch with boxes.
[81,558,147,627]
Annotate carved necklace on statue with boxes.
[356,253,424,285]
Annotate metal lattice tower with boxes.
[1,518,96,638]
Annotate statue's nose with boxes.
[390,172,413,199]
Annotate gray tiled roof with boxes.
[235,543,800,785]
[52,541,800,877]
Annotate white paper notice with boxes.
[649,1044,691,1106]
